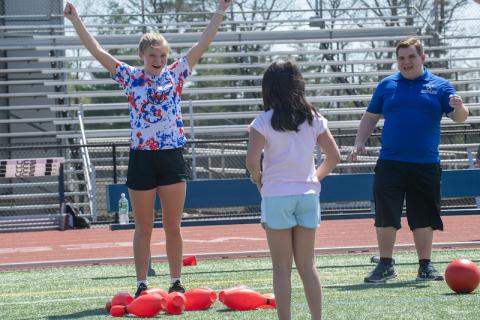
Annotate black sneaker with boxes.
[134,283,148,298]
[364,262,397,283]
[168,280,186,293]
[416,262,444,281]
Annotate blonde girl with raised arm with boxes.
[64,0,233,296]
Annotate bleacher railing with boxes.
[77,109,97,222]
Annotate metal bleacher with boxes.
[0,2,479,226]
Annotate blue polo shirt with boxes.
[367,68,455,163]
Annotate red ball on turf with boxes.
[445,259,480,294]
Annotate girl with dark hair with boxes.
[246,59,340,320]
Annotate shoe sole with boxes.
[364,274,397,283]
[415,276,444,281]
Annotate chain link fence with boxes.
[1,137,478,222]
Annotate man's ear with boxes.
[139,51,144,60]
[421,53,426,64]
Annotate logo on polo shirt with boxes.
[421,84,437,95]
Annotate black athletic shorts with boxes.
[373,159,443,231]
[126,148,188,190]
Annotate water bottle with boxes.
[118,193,129,224]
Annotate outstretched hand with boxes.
[218,0,234,11]
[449,94,463,110]
[347,145,366,162]
[64,2,79,21]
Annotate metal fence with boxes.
[0,143,88,217]
[1,137,478,222]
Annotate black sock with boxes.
[419,259,431,265]
[380,257,393,265]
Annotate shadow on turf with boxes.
[330,280,430,291]
[443,292,479,296]
[86,264,425,281]
[44,308,266,318]
[90,257,480,281]
[46,308,105,319]
[89,267,276,280]
[89,263,395,281]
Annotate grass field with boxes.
[1,249,479,319]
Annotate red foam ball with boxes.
[445,259,480,294]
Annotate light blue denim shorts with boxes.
[261,194,320,230]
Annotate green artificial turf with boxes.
[1,249,479,319]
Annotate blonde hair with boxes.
[138,33,170,54]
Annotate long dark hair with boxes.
[262,59,318,132]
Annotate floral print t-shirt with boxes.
[112,56,191,150]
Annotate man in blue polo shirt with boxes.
[349,37,469,283]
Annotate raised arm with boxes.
[347,111,382,162]
[185,0,233,69]
[64,2,119,75]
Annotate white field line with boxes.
[0,241,479,270]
